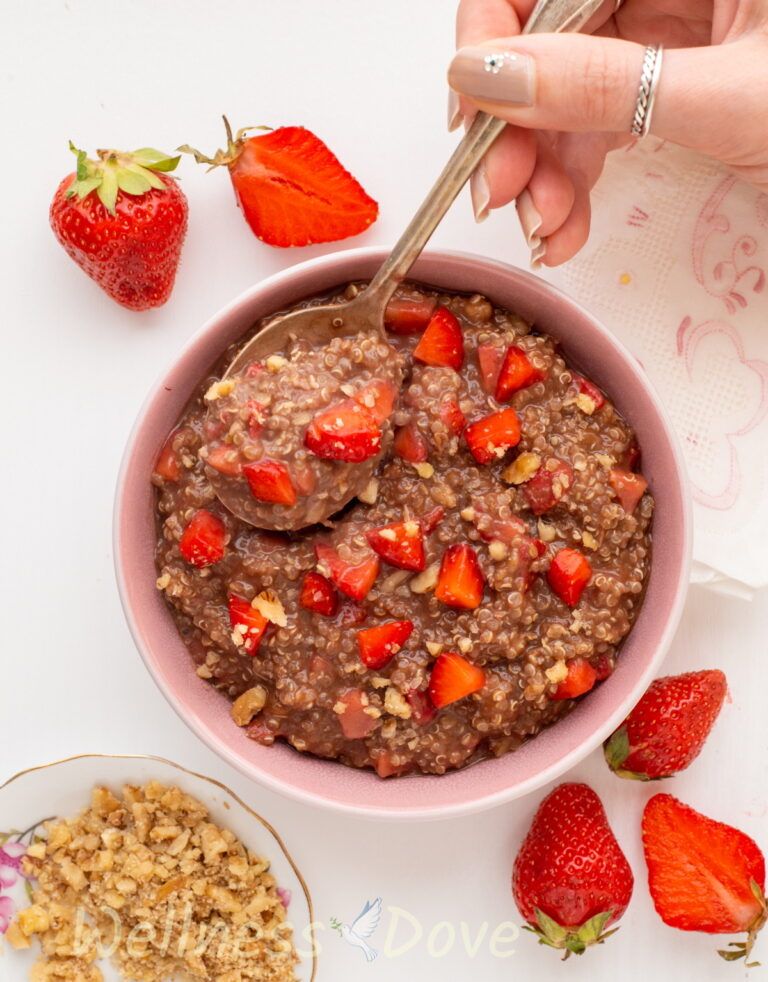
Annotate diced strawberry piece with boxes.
[413,307,465,371]
[337,689,378,739]
[374,750,406,778]
[179,509,226,568]
[552,658,598,700]
[384,294,438,334]
[354,379,396,424]
[228,594,269,654]
[357,620,414,670]
[522,460,574,515]
[495,346,545,401]
[245,399,267,438]
[366,520,425,572]
[593,653,614,681]
[620,438,641,471]
[477,343,505,395]
[154,432,180,482]
[315,543,380,601]
[573,373,606,411]
[420,506,445,534]
[393,422,429,462]
[440,399,467,435]
[244,360,265,378]
[465,408,521,465]
[548,548,592,607]
[299,571,339,617]
[309,654,336,681]
[609,468,648,513]
[243,459,297,506]
[475,514,528,544]
[428,652,486,708]
[291,464,316,496]
[435,543,485,609]
[407,688,437,726]
[304,398,382,463]
[206,443,243,477]
[338,602,368,626]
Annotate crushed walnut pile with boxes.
[6,782,298,982]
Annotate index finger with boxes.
[456,0,534,46]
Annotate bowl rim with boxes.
[114,246,692,821]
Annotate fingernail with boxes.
[447,89,463,132]
[530,238,547,268]
[470,163,491,223]
[449,46,535,106]
[516,189,543,250]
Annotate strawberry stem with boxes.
[65,143,180,215]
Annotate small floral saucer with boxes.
[0,754,316,981]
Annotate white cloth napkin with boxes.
[542,139,768,598]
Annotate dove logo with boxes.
[330,897,382,962]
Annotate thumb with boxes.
[447,33,764,155]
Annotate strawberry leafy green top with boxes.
[66,144,181,215]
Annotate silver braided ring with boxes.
[631,44,664,138]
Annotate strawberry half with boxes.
[495,345,545,401]
[642,794,767,963]
[393,422,429,463]
[179,509,226,568]
[384,294,437,334]
[551,658,598,700]
[51,144,187,311]
[304,398,382,463]
[413,307,465,371]
[181,120,378,247]
[428,652,486,708]
[547,548,592,607]
[435,544,485,609]
[243,459,297,506]
[366,519,425,572]
[604,670,727,780]
[465,408,521,465]
[609,467,648,513]
[522,461,574,515]
[357,620,414,670]
[315,543,380,601]
[228,595,268,654]
[299,571,339,617]
[513,783,633,958]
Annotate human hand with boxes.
[448,0,768,266]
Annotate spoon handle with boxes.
[366,0,606,305]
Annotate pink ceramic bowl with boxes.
[115,247,691,821]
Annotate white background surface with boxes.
[2,2,767,980]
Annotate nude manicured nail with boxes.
[470,163,491,223]
[530,238,547,268]
[447,89,463,132]
[517,189,543,250]
[449,46,535,106]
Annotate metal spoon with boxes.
[210,0,606,531]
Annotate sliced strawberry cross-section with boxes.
[179,509,226,568]
[243,459,297,506]
[429,652,487,708]
[228,594,269,654]
[366,519,425,572]
[495,345,545,401]
[315,543,380,601]
[435,543,485,609]
[548,547,592,607]
[609,467,648,513]
[299,570,339,617]
[465,408,521,465]
[206,443,243,477]
[336,689,379,740]
[477,343,505,395]
[384,294,437,334]
[393,422,429,463]
[353,379,396,424]
[305,398,382,463]
[551,657,598,700]
[522,460,574,515]
[357,620,414,670]
[413,307,465,371]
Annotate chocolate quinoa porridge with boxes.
[153,282,653,778]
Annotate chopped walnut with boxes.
[546,661,569,684]
[488,540,508,561]
[265,354,288,372]
[575,392,597,415]
[411,461,434,479]
[230,685,267,726]
[384,687,412,719]
[425,641,444,657]
[251,589,287,627]
[409,564,439,594]
[502,452,542,485]
[204,378,235,401]
[537,520,557,542]
[581,530,598,550]
[358,478,379,504]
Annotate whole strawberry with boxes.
[512,782,633,958]
[180,117,377,247]
[50,144,188,310]
[643,794,766,964]
[604,669,726,780]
